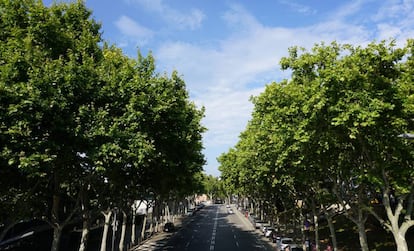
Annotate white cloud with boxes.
[371,0,414,44]
[115,15,154,42]
[222,4,260,31]
[155,2,408,176]
[376,23,402,40]
[331,0,368,20]
[373,0,414,21]
[278,0,317,15]
[126,0,205,30]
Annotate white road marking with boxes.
[209,207,219,251]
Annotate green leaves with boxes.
[219,40,414,219]
[0,1,205,240]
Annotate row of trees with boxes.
[0,1,206,251]
[218,40,414,251]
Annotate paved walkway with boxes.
[129,216,186,251]
[232,205,277,249]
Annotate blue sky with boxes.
[45,0,414,177]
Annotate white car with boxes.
[277,237,294,251]
[264,227,275,237]
[262,224,271,233]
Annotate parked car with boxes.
[163,222,175,232]
[264,227,276,238]
[271,234,281,243]
[262,224,272,234]
[254,220,266,229]
[276,237,294,251]
[185,208,195,216]
[289,244,304,251]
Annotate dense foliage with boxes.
[219,40,414,251]
[0,1,205,250]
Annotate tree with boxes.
[0,1,103,250]
[219,39,414,251]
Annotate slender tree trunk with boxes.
[100,210,112,251]
[51,225,63,251]
[311,199,319,251]
[356,220,369,251]
[118,211,127,251]
[349,206,369,251]
[322,205,337,251]
[131,210,136,245]
[165,204,169,222]
[326,212,337,251]
[79,187,90,251]
[140,214,147,240]
[78,211,90,251]
[51,194,62,251]
[300,207,306,251]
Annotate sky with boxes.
[45,0,414,177]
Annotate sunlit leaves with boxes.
[219,40,414,218]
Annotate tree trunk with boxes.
[392,229,409,251]
[119,211,127,251]
[356,220,369,251]
[322,204,337,251]
[326,212,337,251]
[100,210,112,251]
[311,199,320,251]
[51,225,63,251]
[78,211,90,251]
[79,188,90,251]
[131,210,136,245]
[140,214,147,240]
[385,198,411,251]
[382,187,413,251]
[51,194,61,251]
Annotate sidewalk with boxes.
[232,205,277,249]
[129,215,186,251]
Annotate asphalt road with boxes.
[140,204,275,251]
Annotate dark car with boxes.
[163,222,175,232]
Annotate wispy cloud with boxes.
[372,0,414,44]
[278,0,317,15]
[115,0,414,176]
[222,4,261,31]
[125,0,205,30]
[115,15,154,42]
[333,0,367,19]
[155,2,411,175]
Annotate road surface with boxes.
[134,204,275,251]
